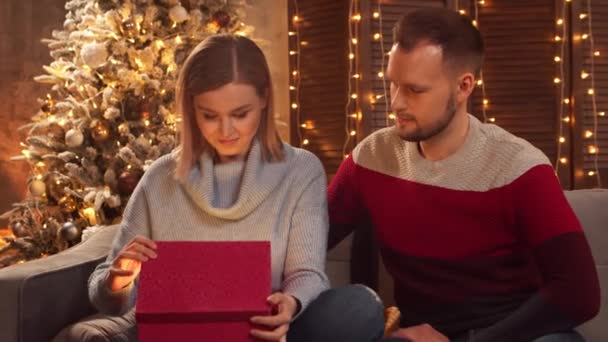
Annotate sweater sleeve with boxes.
[88,179,152,316]
[281,161,330,314]
[327,154,368,249]
[472,165,600,342]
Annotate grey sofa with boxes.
[0,190,606,341]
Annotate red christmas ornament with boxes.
[117,170,143,195]
[212,10,231,28]
[138,98,157,120]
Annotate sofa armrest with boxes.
[0,225,119,342]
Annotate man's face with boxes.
[386,43,458,142]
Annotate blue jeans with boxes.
[288,284,385,342]
[382,331,585,342]
[54,284,385,342]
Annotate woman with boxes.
[56,34,384,342]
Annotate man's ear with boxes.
[456,72,476,103]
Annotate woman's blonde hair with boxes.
[175,34,284,181]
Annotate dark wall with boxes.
[0,0,66,226]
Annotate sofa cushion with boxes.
[326,234,353,287]
[0,225,119,342]
[565,190,608,341]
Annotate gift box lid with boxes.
[136,241,271,322]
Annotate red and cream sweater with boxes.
[328,115,600,341]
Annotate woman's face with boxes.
[193,82,266,163]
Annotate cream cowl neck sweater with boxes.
[88,139,330,316]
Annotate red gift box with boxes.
[136,241,271,342]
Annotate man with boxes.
[328,7,599,342]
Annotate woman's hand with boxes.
[250,293,299,341]
[106,235,157,292]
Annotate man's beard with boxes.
[397,94,457,142]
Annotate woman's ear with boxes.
[261,88,269,110]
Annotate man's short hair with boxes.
[393,8,484,77]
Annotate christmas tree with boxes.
[0,0,254,267]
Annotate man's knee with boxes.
[318,284,384,319]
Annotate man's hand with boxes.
[391,324,449,342]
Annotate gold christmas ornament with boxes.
[80,207,98,226]
[103,107,121,121]
[65,128,84,147]
[169,5,189,23]
[120,18,138,37]
[29,179,47,197]
[206,21,220,33]
[33,161,47,175]
[58,195,77,213]
[40,94,54,112]
[47,175,71,201]
[118,123,130,135]
[91,119,111,142]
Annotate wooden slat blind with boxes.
[573,0,608,188]
[467,0,565,183]
[288,0,349,176]
[290,0,608,190]
[364,0,448,134]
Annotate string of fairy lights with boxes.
[343,0,361,158]
[457,1,492,123]
[554,0,602,185]
[584,0,602,186]
[289,1,603,185]
[473,1,491,123]
[289,0,305,147]
[457,0,602,185]
[342,1,393,158]
[555,0,569,172]
[374,4,391,127]
[289,1,390,158]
